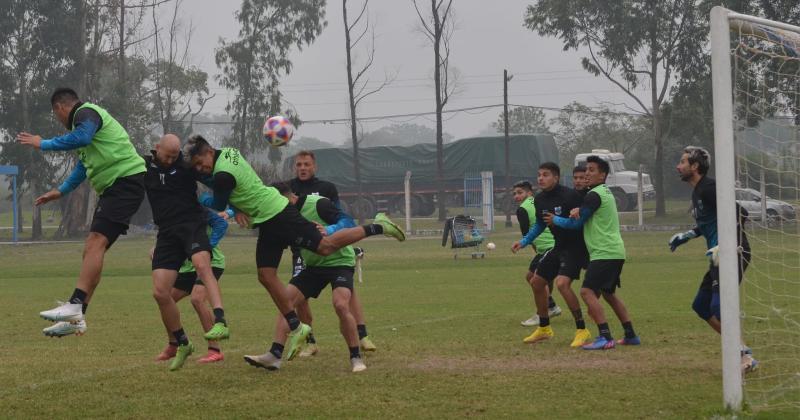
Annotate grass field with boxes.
[1,229,797,419]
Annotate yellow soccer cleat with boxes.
[360,336,377,352]
[523,326,554,344]
[570,328,592,348]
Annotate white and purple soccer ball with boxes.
[263,115,294,147]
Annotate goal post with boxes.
[711,6,800,412]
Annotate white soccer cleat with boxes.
[43,319,87,337]
[521,314,540,327]
[350,357,367,373]
[40,301,83,322]
[243,352,281,371]
[548,305,563,317]
[299,343,319,358]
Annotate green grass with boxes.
[0,230,798,419]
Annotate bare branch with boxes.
[348,0,368,32]
[586,40,652,116]
[412,0,434,37]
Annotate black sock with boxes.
[362,224,384,236]
[307,332,316,344]
[168,341,178,347]
[269,342,284,359]
[357,324,368,340]
[284,311,300,331]
[172,328,189,346]
[622,321,636,339]
[349,346,361,359]
[598,323,612,341]
[547,296,556,309]
[82,303,88,315]
[212,308,227,326]
[572,308,586,330]
[539,316,550,327]
[69,288,88,306]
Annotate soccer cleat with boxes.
[169,342,194,371]
[374,213,405,242]
[741,348,758,373]
[285,323,312,361]
[203,322,230,341]
[520,314,540,327]
[155,344,178,361]
[616,336,642,346]
[582,336,615,350]
[570,328,592,348]
[298,343,319,358]
[243,352,281,371]
[40,301,83,322]
[43,319,87,337]
[360,336,377,352]
[197,350,224,364]
[523,326,554,344]
[351,357,367,373]
[548,305,562,317]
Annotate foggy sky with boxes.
[183,0,650,144]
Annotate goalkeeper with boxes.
[670,146,755,373]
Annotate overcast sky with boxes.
[182,0,650,144]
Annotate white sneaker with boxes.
[243,352,281,371]
[299,343,319,358]
[40,301,83,322]
[521,314,540,327]
[350,357,367,373]
[548,305,563,317]
[43,319,87,337]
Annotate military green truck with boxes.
[284,134,559,218]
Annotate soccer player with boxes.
[289,150,376,356]
[670,146,756,372]
[548,155,640,350]
[573,165,588,193]
[511,163,591,347]
[18,88,146,337]
[145,134,229,370]
[244,183,367,372]
[512,180,562,327]
[183,135,404,361]
[155,208,231,364]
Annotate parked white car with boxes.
[735,188,797,222]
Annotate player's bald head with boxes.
[154,134,182,167]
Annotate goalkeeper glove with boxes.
[706,246,719,267]
[669,230,698,252]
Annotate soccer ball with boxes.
[263,115,294,147]
[486,242,496,250]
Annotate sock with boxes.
[598,323,612,341]
[284,311,300,331]
[269,342,284,359]
[357,324,368,340]
[362,224,384,236]
[168,341,178,347]
[172,328,189,346]
[539,316,550,328]
[349,346,361,359]
[82,303,88,315]
[212,307,227,326]
[572,308,586,330]
[307,332,317,344]
[547,296,556,309]
[69,288,88,306]
[208,346,221,353]
[622,321,636,339]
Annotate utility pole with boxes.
[503,69,512,227]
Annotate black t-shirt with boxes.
[144,152,205,227]
[691,176,749,250]
[295,195,341,225]
[67,102,103,131]
[516,206,530,236]
[533,184,587,253]
[289,177,340,206]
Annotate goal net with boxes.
[711,7,800,412]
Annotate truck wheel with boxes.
[612,189,629,212]
[352,197,376,220]
[418,195,436,217]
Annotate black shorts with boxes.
[582,259,625,294]
[289,266,354,299]
[700,247,751,292]
[528,251,547,273]
[535,248,587,281]
[152,219,212,271]
[255,204,324,268]
[90,173,145,247]
[174,267,224,294]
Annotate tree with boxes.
[492,106,550,134]
[215,0,326,155]
[525,0,708,217]
[414,0,456,221]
